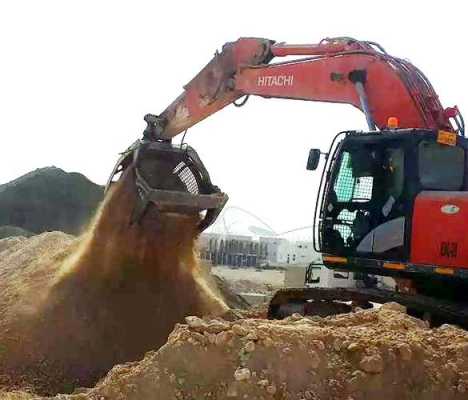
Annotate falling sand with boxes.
[0,168,227,395]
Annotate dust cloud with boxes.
[0,168,226,395]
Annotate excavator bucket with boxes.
[106,140,228,232]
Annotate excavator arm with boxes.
[148,37,460,140]
[109,37,464,231]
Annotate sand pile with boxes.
[3,304,468,399]
[0,169,227,395]
[0,232,76,325]
[74,305,468,400]
[0,236,27,253]
[223,278,276,295]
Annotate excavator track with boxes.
[268,287,468,329]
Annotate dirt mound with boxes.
[4,305,468,399]
[78,306,468,400]
[210,275,251,309]
[0,236,27,253]
[225,278,276,295]
[0,167,103,235]
[0,232,76,323]
[0,169,226,395]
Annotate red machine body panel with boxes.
[411,191,468,268]
[154,37,456,139]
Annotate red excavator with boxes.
[108,37,468,327]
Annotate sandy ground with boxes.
[212,266,285,294]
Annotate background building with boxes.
[198,233,267,267]
[198,206,321,268]
[198,233,321,268]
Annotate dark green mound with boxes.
[0,225,34,239]
[0,167,104,235]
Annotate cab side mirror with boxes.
[306,149,321,171]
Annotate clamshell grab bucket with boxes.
[106,140,227,232]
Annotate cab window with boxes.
[333,152,374,202]
[418,141,464,190]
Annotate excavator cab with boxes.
[313,128,468,277]
[271,128,468,323]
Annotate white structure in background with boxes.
[275,237,357,289]
[305,264,357,289]
[283,261,357,289]
[277,240,320,265]
[259,236,287,265]
[197,232,220,250]
[201,206,369,290]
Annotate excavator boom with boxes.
[154,37,457,140]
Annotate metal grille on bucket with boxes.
[173,162,200,195]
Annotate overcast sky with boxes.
[1,1,467,232]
